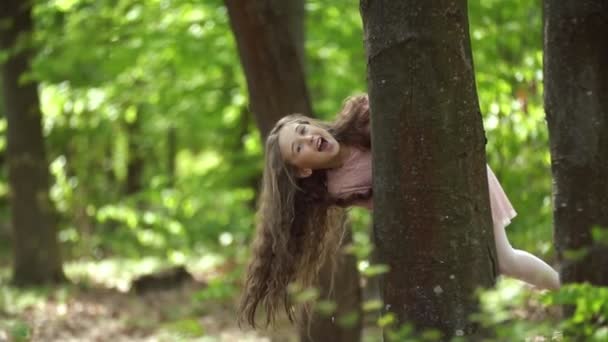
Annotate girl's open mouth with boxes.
[317,137,328,152]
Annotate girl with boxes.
[238,94,560,327]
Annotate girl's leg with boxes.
[493,222,560,290]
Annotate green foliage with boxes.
[474,279,557,340]
[469,1,553,256]
[195,271,239,303]
[1,285,56,316]
[315,299,337,316]
[376,314,442,342]
[0,0,576,338]
[65,256,171,289]
[7,320,31,342]
[338,310,360,328]
[306,0,367,118]
[288,283,320,305]
[0,0,553,264]
[542,283,608,341]
[592,226,608,247]
[5,0,257,260]
[362,299,383,312]
[474,280,608,341]
[161,318,205,339]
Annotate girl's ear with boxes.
[296,168,313,178]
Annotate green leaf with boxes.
[378,313,395,328]
[362,299,383,312]
[337,311,359,328]
[315,300,337,316]
[591,226,608,246]
[563,247,589,262]
[361,264,390,278]
[293,288,320,304]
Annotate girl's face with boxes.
[278,121,341,177]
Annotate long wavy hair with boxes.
[238,94,371,328]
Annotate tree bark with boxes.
[0,0,65,285]
[125,117,144,195]
[225,0,312,140]
[273,0,306,71]
[299,228,362,342]
[544,0,608,285]
[361,0,496,337]
[226,1,362,340]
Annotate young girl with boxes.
[238,94,560,327]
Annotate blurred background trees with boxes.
[0,0,605,340]
[1,0,65,285]
[0,0,551,272]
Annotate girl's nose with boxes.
[298,134,313,146]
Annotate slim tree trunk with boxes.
[362,0,496,337]
[0,0,65,285]
[544,1,608,285]
[226,1,362,340]
[299,229,362,342]
[225,0,312,140]
[125,116,144,195]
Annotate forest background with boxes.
[1,0,603,341]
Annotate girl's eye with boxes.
[296,145,302,153]
[300,126,306,135]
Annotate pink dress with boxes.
[326,148,517,227]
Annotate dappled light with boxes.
[1,0,606,340]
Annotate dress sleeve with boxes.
[486,165,517,227]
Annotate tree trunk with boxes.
[226,1,362,340]
[0,0,65,285]
[125,117,144,195]
[361,0,496,337]
[299,229,362,342]
[224,0,312,141]
[274,0,306,71]
[543,1,608,285]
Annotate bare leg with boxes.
[493,222,560,290]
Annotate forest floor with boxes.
[0,256,558,342]
[0,281,296,342]
[0,256,299,342]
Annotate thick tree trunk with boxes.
[362,0,496,337]
[226,1,362,340]
[0,0,65,285]
[224,0,312,140]
[544,1,608,285]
